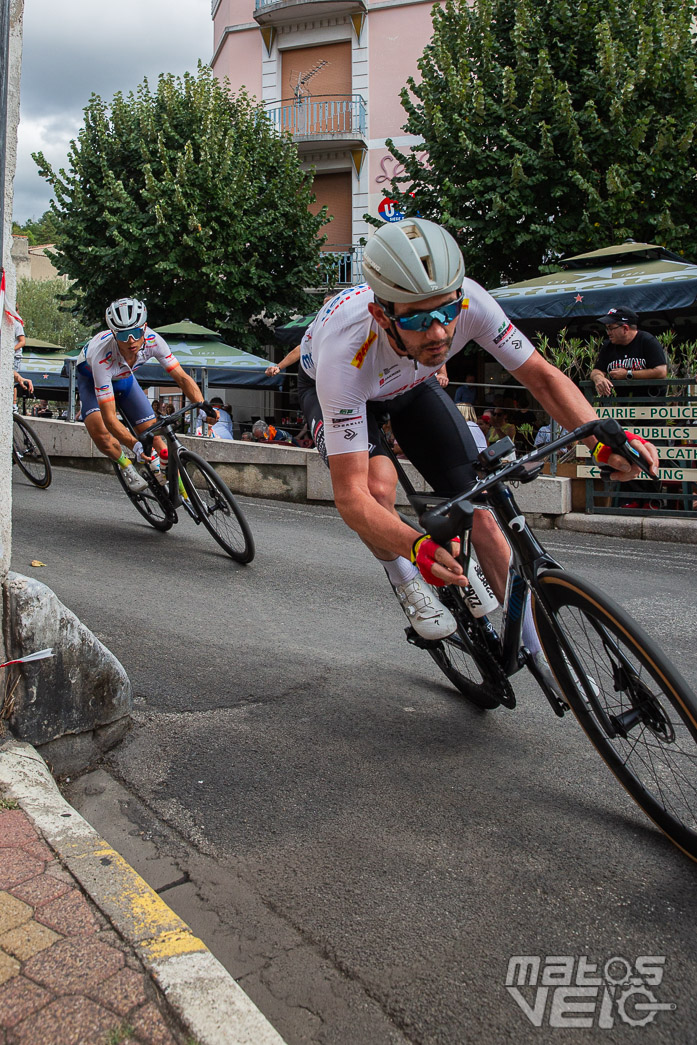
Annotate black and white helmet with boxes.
[105,297,147,332]
[363,218,465,304]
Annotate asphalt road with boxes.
[10,465,697,1045]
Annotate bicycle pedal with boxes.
[405,626,442,649]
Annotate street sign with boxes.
[377,198,404,223]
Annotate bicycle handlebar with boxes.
[140,402,205,454]
[417,417,654,545]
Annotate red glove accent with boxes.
[410,536,461,587]
[593,430,647,464]
[411,536,446,587]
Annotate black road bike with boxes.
[12,413,52,488]
[394,418,697,862]
[113,403,254,563]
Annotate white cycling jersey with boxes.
[300,279,535,457]
[77,329,179,405]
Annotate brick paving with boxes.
[0,803,189,1045]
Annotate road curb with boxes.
[0,738,288,1045]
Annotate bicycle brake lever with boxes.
[420,501,474,549]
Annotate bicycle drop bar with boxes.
[140,402,204,454]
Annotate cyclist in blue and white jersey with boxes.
[77,297,216,492]
[298,219,659,658]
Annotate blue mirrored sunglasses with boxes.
[114,326,145,342]
[380,290,464,331]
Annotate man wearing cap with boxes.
[590,308,667,399]
[591,307,666,506]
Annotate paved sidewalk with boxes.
[0,800,184,1045]
[0,740,287,1045]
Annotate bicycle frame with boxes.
[391,417,654,717]
[119,402,205,517]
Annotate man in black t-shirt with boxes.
[590,307,667,400]
[590,307,667,505]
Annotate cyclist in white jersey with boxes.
[76,297,216,492]
[297,219,659,652]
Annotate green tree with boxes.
[16,279,93,351]
[386,0,697,287]
[12,209,61,245]
[34,65,327,351]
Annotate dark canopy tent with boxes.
[273,313,317,347]
[17,339,78,398]
[488,243,697,339]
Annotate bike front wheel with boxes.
[12,415,52,488]
[533,569,697,862]
[421,587,512,710]
[113,462,176,532]
[179,450,255,563]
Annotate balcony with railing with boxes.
[265,95,367,151]
[318,243,364,288]
[254,0,366,26]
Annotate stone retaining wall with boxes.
[24,417,573,515]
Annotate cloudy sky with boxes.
[14,0,213,223]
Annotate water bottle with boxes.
[463,559,499,618]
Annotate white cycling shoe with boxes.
[120,462,148,493]
[394,575,457,640]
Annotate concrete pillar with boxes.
[1,0,25,657]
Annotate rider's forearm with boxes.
[175,370,205,403]
[333,483,420,560]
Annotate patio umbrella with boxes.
[16,339,79,396]
[143,320,284,389]
[273,313,317,346]
[488,242,697,337]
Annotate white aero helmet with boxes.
[362,218,465,304]
[105,297,148,332]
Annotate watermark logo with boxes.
[505,955,676,1029]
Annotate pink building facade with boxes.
[211,0,434,282]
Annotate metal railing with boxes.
[265,95,366,140]
[319,244,364,287]
[580,378,697,516]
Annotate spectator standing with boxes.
[487,406,516,446]
[590,308,667,399]
[454,373,477,405]
[455,402,487,453]
[10,309,33,402]
[534,418,569,446]
[590,307,666,506]
[204,397,234,439]
[34,400,53,418]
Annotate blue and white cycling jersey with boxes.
[77,329,179,405]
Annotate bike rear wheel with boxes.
[113,462,176,532]
[179,450,255,563]
[533,569,697,861]
[420,587,510,710]
[12,415,52,488]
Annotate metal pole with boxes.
[188,370,198,434]
[0,0,11,277]
[67,359,77,421]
